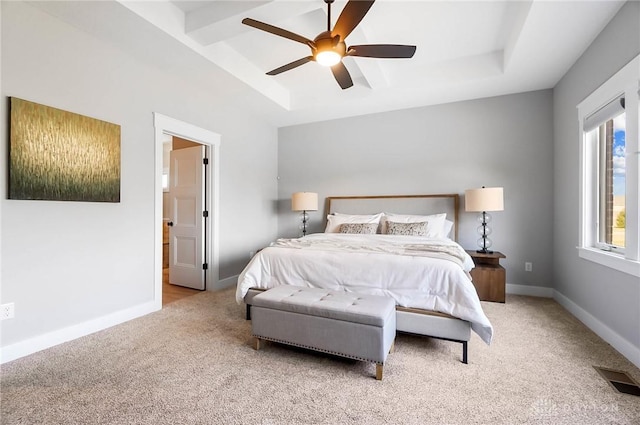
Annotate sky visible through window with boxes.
[613,113,625,196]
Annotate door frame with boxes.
[153,113,220,308]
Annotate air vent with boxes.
[594,366,640,396]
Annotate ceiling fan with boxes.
[242,0,416,90]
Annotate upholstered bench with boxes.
[251,286,396,380]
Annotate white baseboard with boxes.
[0,301,159,365]
[2,275,239,363]
[5,279,638,371]
[554,290,640,370]
[506,284,639,368]
[211,275,238,291]
[506,283,554,298]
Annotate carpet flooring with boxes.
[1,287,639,424]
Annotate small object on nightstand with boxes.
[466,250,506,303]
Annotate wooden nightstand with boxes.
[466,250,506,303]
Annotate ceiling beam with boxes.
[502,0,533,72]
[185,1,270,33]
[185,1,321,46]
[119,0,291,109]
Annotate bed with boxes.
[236,194,493,363]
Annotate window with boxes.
[162,141,171,192]
[162,171,169,192]
[584,98,626,253]
[578,55,639,277]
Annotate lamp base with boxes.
[476,211,494,254]
[300,210,309,237]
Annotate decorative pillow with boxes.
[339,223,378,234]
[381,213,447,237]
[325,213,383,233]
[386,221,429,236]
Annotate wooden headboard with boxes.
[325,194,460,241]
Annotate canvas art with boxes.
[9,97,121,202]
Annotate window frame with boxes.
[577,55,640,277]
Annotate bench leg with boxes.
[462,341,468,364]
[389,340,395,353]
[254,337,261,351]
[376,364,383,380]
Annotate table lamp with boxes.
[465,187,504,253]
[292,192,318,236]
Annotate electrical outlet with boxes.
[525,262,533,272]
[1,303,15,320]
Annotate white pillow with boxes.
[381,213,447,238]
[325,213,383,233]
[443,219,454,239]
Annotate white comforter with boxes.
[236,233,493,344]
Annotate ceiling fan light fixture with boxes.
[316,50,342,67]
[243,0,415,89]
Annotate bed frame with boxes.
[245,194,472,364]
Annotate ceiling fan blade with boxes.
[331,0,375,41]
[330,62,354,90]
[242,18,313,46]
[348,44,416,58]
[266,56,314,76]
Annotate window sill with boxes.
[578,247,640,277]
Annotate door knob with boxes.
[167,221,174,227]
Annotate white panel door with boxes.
[169,145,206,290]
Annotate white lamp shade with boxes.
[292,192,318,211]
[465,187,504,212]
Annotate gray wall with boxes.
[553,1,640,349]
[0,2,279,348]
[278,90,554,288]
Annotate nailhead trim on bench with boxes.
[252,334,384,365]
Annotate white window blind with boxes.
[583,95,625,132]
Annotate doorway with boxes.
[153,113,220,309]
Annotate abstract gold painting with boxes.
[9,97,121,202]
